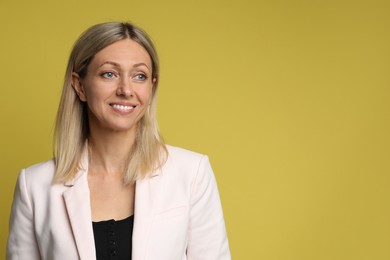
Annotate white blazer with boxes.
[7,145,231,260]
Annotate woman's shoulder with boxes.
[23,159,55,175]
[162,145,212,176]
[19,159,56,187]
[166,145,208,162]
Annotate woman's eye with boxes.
[102,72,116,78]
[134,74,147,81]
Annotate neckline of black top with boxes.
[92,215,134,225]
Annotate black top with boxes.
[92,215,134,260]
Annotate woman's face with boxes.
[73,39,155,135]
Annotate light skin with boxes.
[72,39,156,221]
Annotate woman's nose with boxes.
[117,77,133,97]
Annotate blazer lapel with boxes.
[132,170,163,260]
[62,148,96,260]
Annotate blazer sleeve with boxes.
[7,169,42,260]
[186,156,231,260]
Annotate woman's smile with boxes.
[110,103,136,113]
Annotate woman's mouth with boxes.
[111,104,135,111]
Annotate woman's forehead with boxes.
[91,39,152,69]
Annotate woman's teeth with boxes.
[112,104,134,111]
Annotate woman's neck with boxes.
[87,127,136,177]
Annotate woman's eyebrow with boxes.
[133,62,151,70]
[99,61,150,70]
[99,61,120,68]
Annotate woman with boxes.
[7,22,231,260]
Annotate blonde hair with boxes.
[53,22,167,183]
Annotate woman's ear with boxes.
[71,72,87,102]
[152,77,158,86]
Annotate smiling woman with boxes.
[72,40,154,134]
[6,22,231,260]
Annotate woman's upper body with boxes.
[7,21,230,260]
[7,145,231,260]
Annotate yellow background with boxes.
[1,0,389,259]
